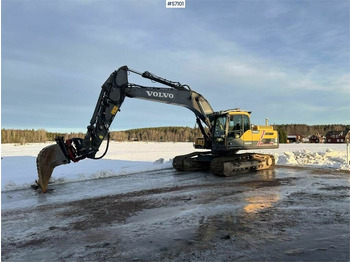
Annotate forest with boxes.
[1,124,349,144]
[273,124,349,137]
[1,127,202,144]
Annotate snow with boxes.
[1,141,350,192]
[246,143,350,170]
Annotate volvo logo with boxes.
[146,91,174,99]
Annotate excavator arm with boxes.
[36,66,214,192]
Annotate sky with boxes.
[2,0,349,133]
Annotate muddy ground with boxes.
[2,167,350,261]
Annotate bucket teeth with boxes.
[36,144,69,192]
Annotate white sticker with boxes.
[166,0,185,8]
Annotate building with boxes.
[287,134,302,143]
[309,134,324,143]
[325,130,350,143]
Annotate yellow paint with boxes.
[99,135,104,140]
[241,130,278,142]
[111,106,119,115]
[241,130,252,141]
[228,111,250,117]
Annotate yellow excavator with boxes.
[36,66,279,192]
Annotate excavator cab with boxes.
[194,110,251,150]
[211,109,278,153]
[212,110,248,152]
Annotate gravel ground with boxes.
[2,167,350,261]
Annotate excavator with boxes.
[36,65,279,192]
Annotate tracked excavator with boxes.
[36,66,279,192]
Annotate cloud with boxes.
[2,0,349,131]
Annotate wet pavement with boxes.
[2,167,350,261]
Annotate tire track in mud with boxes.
[35,176,299,230]
[2,168,349,261]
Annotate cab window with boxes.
[227,114,250,138]
[228,115,242,138]
[243,114,250,131]
[214,116,227,138]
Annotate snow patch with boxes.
[1,142,349,192]
[277,149,349,169]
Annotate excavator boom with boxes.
[36,65,278,192]
[36,66,214,192]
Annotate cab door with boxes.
[227,114,252,149]
[228,114,243,139]
[212,115,228,151]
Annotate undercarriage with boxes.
[173,152,275,176]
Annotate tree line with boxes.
[2,124,349,144]
[0,129,87,144]
[110,126,203,142]
[1,127,203,144]
[272,124,350,137]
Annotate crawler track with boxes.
[172,151,211,172]
[173,152,275,176]
[210,153,275,176]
